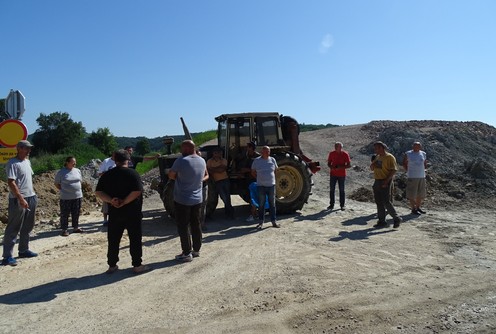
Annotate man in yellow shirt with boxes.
[370,141,402,229]
[207,147,234,219]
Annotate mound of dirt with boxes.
[302,120,496,210]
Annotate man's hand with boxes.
[111,197,123,208]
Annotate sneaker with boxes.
[132,265,150,274]
[61,230,69,237]
[272,222,280,228]
[393,217,402,229]
[417,208,427,214]
[1,257,17,266]
[18,250,38,258]
[175,253,193,262]
[246,215,255,222]
[105,265,119,274]
[373,221,388,229]
[327,205,334,210]
[411,209,420,215]
[73,228,84,233]
[256,222,263,230]
[192,251,200,258]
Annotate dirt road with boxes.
[1,188,495,333]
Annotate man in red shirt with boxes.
[327,142,351,210]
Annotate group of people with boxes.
[327,140,428,229]
[2,138,427,270]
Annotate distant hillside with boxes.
[116,123,339,152]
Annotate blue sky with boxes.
[2,0,495,138]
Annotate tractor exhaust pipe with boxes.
[180,117,193,140]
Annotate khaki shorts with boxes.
[406,178,426,199]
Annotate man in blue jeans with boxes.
[327,142,351,211]
[251,146,280,229]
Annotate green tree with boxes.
[135,138,151,155]
[88,127,118,156]
[31,112,86,154]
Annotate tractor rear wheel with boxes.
[274,154,312,214]
[162,180,176,218]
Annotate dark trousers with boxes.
[215,178,234,217]
[372,179,398,222]
[107,215,142,267]
[330,176,346,208]
[59,198,82,230]
[2,196,38,258]
[175,202,202,254]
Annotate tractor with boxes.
[155,112,320,218]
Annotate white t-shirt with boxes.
[405,150,427,178]
[55,167,83,200]
[98,157,116,174]
[6,157,36,198]
[251,156,278,187]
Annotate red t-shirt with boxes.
[327,150,351,177]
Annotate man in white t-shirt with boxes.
[403,142,428,215]
[2,140,38,266]
[251,146,280,229]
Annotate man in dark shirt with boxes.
[96,149,149,274]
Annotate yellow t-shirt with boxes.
[207,158,229,182]
[373,152,398,180]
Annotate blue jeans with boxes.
[257,185,276,223]
[330,176,346,208]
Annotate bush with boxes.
[28,143,105,175]
[30,153,66,174]
[135,153,159,174]
[59,143,106,166]
[193,130,217,146]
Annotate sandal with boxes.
[132,265,150,274]
[105,265,119,274]
[73,228,84,233]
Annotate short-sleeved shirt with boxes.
[206,158,228,182]
[6,157,36,198]
[373,152,398,180]
[171,155,206,206]
[96,166,143,220]
[55,167,83,200]
[251,156,278,187]
[98,157,115,174]
[327,150,351,177]
[405,150,427,178]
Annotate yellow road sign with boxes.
[0,147,18,163]
[0,119,28,147]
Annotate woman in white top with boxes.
[55,156,84,236]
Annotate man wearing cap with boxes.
[95,149,149,274]
[403,141,428,215]
[2,140,38,266]
[370,141,402,229]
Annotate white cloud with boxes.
[319,33,334,54]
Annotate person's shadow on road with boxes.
[0,259,179,305]
[329,227,395,242]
